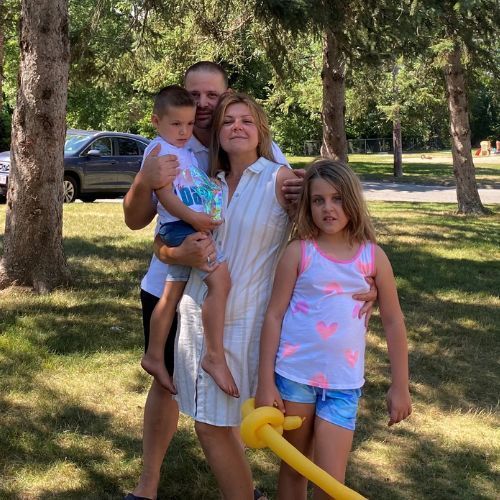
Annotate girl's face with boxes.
[219,103,259,156]
[309,177,349,236]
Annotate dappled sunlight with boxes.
[1,202,499,499]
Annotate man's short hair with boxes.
[153,85,195,117]
[183,61,229,88]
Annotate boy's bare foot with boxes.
[141,355,177,394]
[201,354,239,398]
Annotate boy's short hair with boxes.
[184,61,229,88]
[153,85,196,117]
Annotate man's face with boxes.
[184,71,227,130]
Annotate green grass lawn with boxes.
[289,153,500,188]
[0,203,499,499]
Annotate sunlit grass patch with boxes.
[289,153,500,187]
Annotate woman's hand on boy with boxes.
[153,232,217,272]
[352,276,377,327]
[142,143,179,190]
[386,384,412,426]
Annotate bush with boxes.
[0,108,12,151]
[268,105,322,156]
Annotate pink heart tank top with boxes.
[275,239,375,390]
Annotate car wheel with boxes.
[63,176,78,203]
[80,195,96,203]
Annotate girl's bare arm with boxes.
[374,245,412,426]
[255,240,301,412]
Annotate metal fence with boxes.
[304,137,443,155]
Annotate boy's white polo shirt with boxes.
[140,137,288,298]
[140,136,209,298]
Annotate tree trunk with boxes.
[0,0,71,292]
[320,27,348,163]
[443,44,487,215]
[392,64,403,177]
[393,115,403,177]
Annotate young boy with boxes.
[141,85,238,397]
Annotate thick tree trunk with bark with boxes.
[393,113,403,177]
[0,0,70,292]
[443,44,487,215]
[320,28,348,163]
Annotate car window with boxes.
[86,137,112,156]
[65,134,91,153]
[116,138,141,156]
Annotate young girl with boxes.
[255,159,412,499]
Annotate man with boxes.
[123,61,301,500]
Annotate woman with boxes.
[171,92,295,498]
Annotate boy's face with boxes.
[184,71,227,130]
[152,105,196,148]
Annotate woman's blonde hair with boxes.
[209,92,275,176]
[293,158,376,244]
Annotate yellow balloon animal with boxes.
[240,398,366,500]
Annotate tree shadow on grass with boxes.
[382,243,498,409]
[0,386,219,500]
[63,235,153,292]
[1,211,499,499]
[1,298,142,356]
[347,421,497,499]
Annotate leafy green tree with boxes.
[0,0,20,151]
[412,0,500,214]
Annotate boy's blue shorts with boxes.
[158,220,224,282]
[275,372,361,431]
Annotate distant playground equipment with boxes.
[240,398,366,500]
[475,140,499,156]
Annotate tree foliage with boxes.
[0,0,498,157]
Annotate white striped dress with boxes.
[174,157,291,426]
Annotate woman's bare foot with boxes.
[141,355,177,394]
[201,353,239,397]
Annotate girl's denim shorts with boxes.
[275,372,362,431]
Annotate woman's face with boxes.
[219,103,259,156]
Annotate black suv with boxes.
[0,129,150,203]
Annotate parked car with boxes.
[0,129,150,203]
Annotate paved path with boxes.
[362,182,499,204]
[87,183,500,204]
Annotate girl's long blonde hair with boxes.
[209,92,275,177]
[293,158,376,244]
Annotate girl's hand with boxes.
[255,382,285,413]
[386,384,412,426]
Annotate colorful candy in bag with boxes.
[176,165,223,221]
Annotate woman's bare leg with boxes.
[195,421,253,500]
